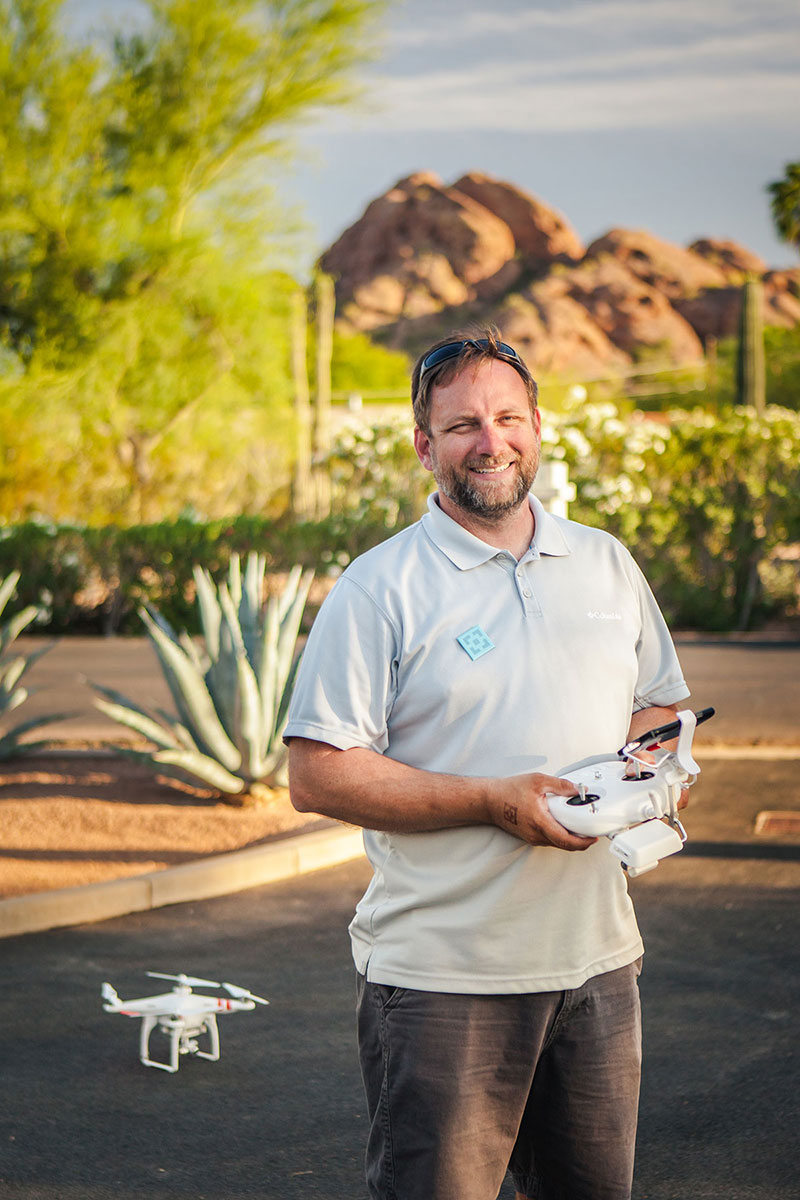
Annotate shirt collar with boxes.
[421,492,571,570]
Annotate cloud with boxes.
[390,0,800,48]
[350,65,800,133]
[333,0,800,136]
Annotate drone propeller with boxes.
[146,971,221,988]
[223,982,270,1006]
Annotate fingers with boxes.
[494,774,597,852]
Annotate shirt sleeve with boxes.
[626,553,691,711]
[283,575,399,753]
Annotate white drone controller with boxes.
[548,707,714,877]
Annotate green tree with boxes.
[0,0,382,522]
[768,161,800,251]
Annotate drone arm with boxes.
[101,983,128,1012]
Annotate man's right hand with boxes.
[489,773,598,851]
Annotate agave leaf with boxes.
[228,553,242,610]
[204,584,243,738]
[235,651,266,778]
[140,608,241,773]
[93,697,179,750]
[242,552,264,626]
[89,680,165,726]
[0,711,72,759]
[152,748,245,794]
[257,744,289,788]
[0,605,40,658]
[239,553,264,670]
[170,721,204,754]
[144,604,181,646]
[0,686,27,714]
[273,570,314,722]
[179,630,207,674]
[0,737,54,759]
[0,655,27,694]
[192,566,222,662]
[277,564,304,623]
[8,638,56,680]
[0,570,20,618]
[108,744,241,795]
[258,597,280,741]
[274,648,304,738]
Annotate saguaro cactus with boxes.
[736,275,766,413]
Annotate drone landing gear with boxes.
[139,1013,220,1073]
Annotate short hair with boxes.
[411,329,538,435]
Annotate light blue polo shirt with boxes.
[285,493,690,993]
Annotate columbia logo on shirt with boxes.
[587,610,622,620]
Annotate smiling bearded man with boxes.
[285,330,691,1200]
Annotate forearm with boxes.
[287,737,594,850]
[289,739,492,832]
[626,703,681,746]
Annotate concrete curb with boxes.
[0,824,365,940]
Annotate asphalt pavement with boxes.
[1,639,799,1198]
[1,848,798,1200]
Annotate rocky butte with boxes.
[319,171,800,378]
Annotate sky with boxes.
[68,0,800,271]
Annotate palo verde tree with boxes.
[0,0,382,523]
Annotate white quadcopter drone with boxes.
[101,972,269,1073]
[548,707,715,877]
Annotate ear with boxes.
[413,426,435,473]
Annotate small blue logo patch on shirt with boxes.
[457,625,495,661]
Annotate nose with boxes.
[474,422,508,457]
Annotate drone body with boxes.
[101,972,268,1072]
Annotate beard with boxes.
[431,446,540,522]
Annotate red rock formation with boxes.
[319,171,799,376]
[451,172,584,269]
[688,238,768,279]
[320,172,517,332]
[584,228,727,299]
[564,258,704,362]
[485,277,630,376]
[674,271,800,344]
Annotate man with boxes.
[285,332,690,1200]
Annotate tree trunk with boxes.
[312,272,335,519]
[289,289,314,520]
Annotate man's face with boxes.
[413,359,541,523]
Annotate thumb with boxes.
[548,775,579,797]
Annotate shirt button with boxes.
[523,587,532,599]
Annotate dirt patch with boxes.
[0,750,322,899]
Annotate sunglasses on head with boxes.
[418,339,521,383]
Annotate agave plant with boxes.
[91,554,313,801]
[0,570,64,759]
